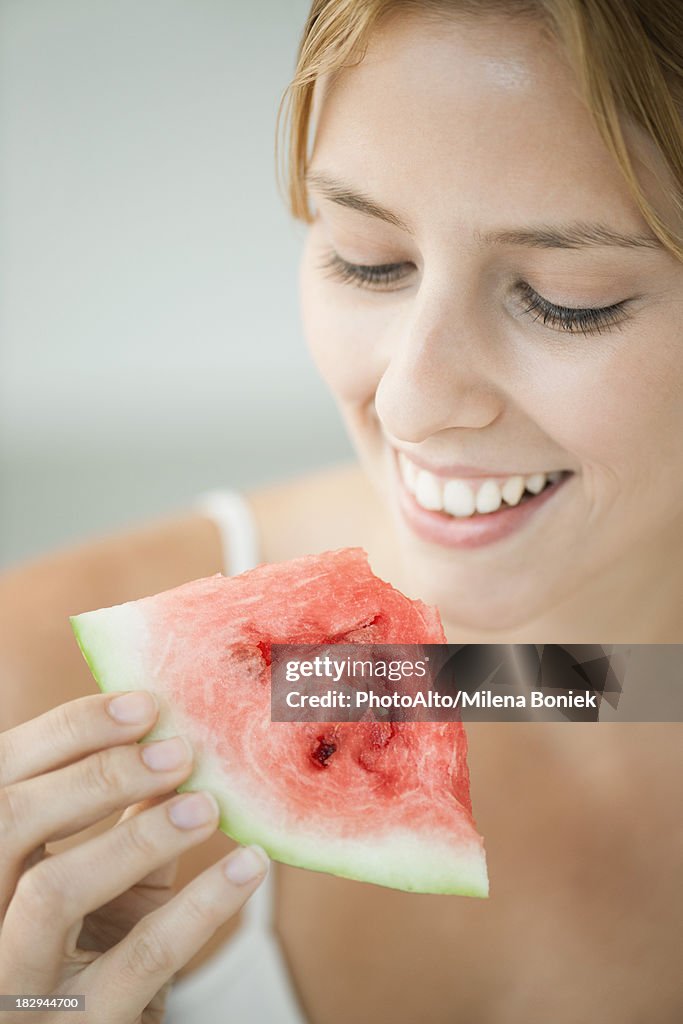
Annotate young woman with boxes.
[1,1,681,1021]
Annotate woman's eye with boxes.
[515,281,630,336]
[318,250,413,291]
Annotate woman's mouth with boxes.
[394,451,574,549]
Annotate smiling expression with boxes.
[298,11,683,630]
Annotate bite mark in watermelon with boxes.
[70,547,488,897]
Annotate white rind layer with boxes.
[189,744,489,897]
[70,605,489,899]
[72,603,150,695]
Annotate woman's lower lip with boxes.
[395,463,572,550]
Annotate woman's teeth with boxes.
[398,453,563,517]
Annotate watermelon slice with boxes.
[70,547,488,897]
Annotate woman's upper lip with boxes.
[395,448,569,478]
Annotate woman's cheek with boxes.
[300,254,390,405]
[518,326,683,495]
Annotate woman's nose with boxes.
[373,298,504,443]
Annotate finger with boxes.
[0,788,222,992]
[75,798,181,946]
[118,796,179,891]
[90,844,269,1019]
[0,690,160,787]
[0,735,195,918]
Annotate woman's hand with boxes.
[0,690,269,1022]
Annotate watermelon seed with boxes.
[311,737,337,768]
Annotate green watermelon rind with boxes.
[70,609,489,899]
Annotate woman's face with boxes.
[298,11,683,631]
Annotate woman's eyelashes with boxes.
[317,248,632,336]
[514,281,630,336]
[319,249,414,290]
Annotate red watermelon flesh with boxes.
[70,547,488,897]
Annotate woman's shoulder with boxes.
[245,459,382,565]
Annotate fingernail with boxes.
[107,690,158,724]
[168,791,219,829]
[223,845,269,885]
[141,736,192,771]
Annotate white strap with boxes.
[194,489,260,577]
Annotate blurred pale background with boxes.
[0,0,352,569]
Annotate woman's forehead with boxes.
[308,11,673,246]
[311,12,564,133]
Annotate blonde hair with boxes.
[276,0,683,261]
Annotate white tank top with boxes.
[163,489,307,1024]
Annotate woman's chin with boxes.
[389,525,576,636]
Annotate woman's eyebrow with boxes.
[480,223,662,250]
[306,170,410,230]
[305,169,663,251]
